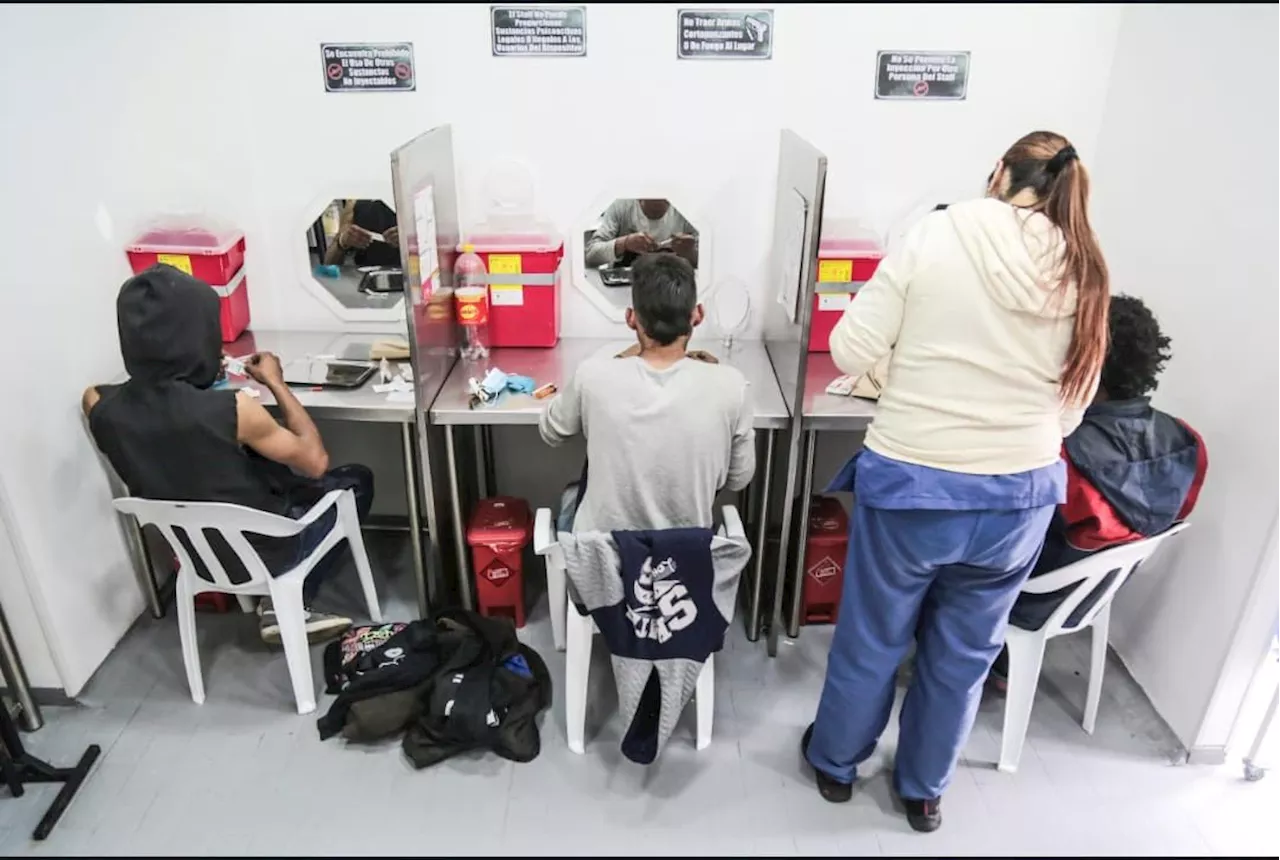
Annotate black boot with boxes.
[903,797,942,833]
[801,724,853,803]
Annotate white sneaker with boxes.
[258,599,351,646]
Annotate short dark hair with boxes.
[631,253,696,346]
[1101,294,1171,400]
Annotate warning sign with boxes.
[678,8,773,60]
[875,51,970,101]
[808,557,841,585]
[321,43,416,93]
[491,6,587,57]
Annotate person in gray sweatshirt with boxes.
[584,199,700,269]
[538,253,755,532]
[539,253,755,763]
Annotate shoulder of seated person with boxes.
[81,385,102,416]
[687,358,746,383]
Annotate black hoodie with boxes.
[89,265,284,515]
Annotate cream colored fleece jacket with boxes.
[830,198,1096,475]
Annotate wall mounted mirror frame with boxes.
[297,186,407,324]
[569,190,716,323]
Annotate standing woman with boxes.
[803,131,1109,832]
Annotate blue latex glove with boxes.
[506,374,535,395]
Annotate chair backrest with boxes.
[1020,523,1190,637]
[113,497,305,591]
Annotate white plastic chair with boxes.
[113,490,382,716]
[534,505,745,754]
[999,523,1188,772]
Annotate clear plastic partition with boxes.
[390,124,463,610]
[761,129,828,656]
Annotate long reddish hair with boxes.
[997,131,1110,405]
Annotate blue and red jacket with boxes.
[1037,397,1207,573]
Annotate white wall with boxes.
[0,481,61,689]
[0,3,1122,692]
[1091,3,1279,752]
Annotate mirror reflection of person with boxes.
[323,199,401,268]
[584,199,698,269]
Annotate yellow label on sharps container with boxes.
[818,259,853,283]
[156,253,193,275]
[488,254,522,275]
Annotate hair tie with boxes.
[1047,145,1078,175]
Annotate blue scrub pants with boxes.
[806,500,1054,801]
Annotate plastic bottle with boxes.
[454,243,490,361]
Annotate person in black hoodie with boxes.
[990,294,1207,683]
[85,264,375,644]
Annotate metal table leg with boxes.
[125,517,164,619]
[481,425,497,497]
[473,427,490,499]
[0,599,41,731]
[787,429,818,638]
[400,421,429,618]
[444,425,473,609]
[745,429,776,642]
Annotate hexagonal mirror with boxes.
[304,198,405,314]
[579,198,702,314]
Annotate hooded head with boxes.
[117,265,222,388]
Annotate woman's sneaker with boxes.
[904,798,942,833]
[257,599,351,646]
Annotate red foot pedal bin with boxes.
[467,496,534,627]
[802,495,850,624]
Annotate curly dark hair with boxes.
[1100,294,1172,400]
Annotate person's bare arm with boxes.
[238,353,329,478]
[81,385,101,418]
[323,200,364,266]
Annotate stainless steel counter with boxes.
[228,329,417,424]
[802,351,877,430]
[430,337,790,429]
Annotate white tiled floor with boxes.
[2,535,1276,856]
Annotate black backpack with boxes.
[316,610,552,767]
[316,620,443,743]
[401,609,552,768]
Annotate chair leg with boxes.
[1244,687,1278,779]
[547,557,566,652]
[339,493,382,623]
[235,595,256,614]
[269,581,317,716]
[695,655,714,750]
[1083,605,1110,735]
[565,608,591,755]
[175,574,204,705]
[999,633,1046,774]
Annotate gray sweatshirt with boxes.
[539,355,755,533]
[584,200,699,268]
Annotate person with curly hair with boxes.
[991,294,1208,683]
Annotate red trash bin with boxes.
[467,496,533,627]
[801,496,850,625]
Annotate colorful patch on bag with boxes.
[502,653,533,679]
[340,623,408,666]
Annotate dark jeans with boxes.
[1006,534,1099,632]
[261,464,375,604]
